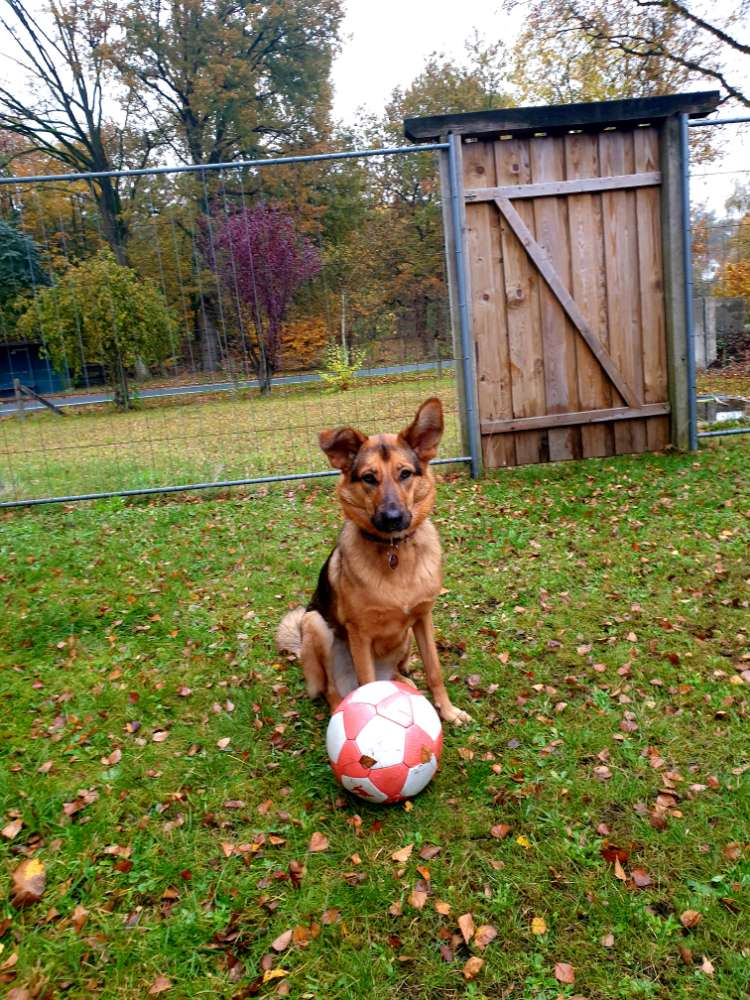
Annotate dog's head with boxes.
[319,397,444,537]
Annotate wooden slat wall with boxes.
[463,126,670,467]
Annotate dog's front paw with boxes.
[439,703,472,726]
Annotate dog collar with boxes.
[359,528,415,569]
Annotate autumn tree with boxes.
[507,0,749,107]
[0,218,49,337]
[0,1,160,262]
[17,250,176,408]
[214,203,320,392]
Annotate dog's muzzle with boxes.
[372,503,411,534]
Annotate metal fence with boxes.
[0,143,476,508]
[1,115,749,508]
[687,115,750,441]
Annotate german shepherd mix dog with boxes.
[276,398,470,726]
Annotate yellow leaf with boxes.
[516,835,531,849]
[262,968,289,983]
[531,916,547,935]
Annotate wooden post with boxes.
[13,378,25,420]
[660,114,691,450]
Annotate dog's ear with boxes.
[400,397,444,463]
[319,426,367,472]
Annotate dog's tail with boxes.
[276,606,306,657]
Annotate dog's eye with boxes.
[399,468,413,481]
[362,473,377,486]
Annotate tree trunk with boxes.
[92,176,129,265]
[257,350,272,395]
[108,348,130,410]
[193,295,222,373]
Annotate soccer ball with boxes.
[326,681,443,804]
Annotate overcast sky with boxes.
[330,0,748,214]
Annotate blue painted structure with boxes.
[0,341,68,396]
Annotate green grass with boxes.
[1,437,749,999]
[0,374,461,503]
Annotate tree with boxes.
[116,0,343,165]
[507,0,749,108]
[0,1,158,262]
[16,249,176,408]
[0,218,47,306]
[214,203,320,392]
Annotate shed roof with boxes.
[404,91,721,143]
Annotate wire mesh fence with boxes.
[0,145,469,507]
[688,117,750,439]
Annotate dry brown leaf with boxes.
[554,962,576,984]
[490,823,511,840]
[680,909,702,928]
[148,975,173,995]
[531,916,547,935]
[391,844,414,864]
[631,867,653,888]
[601,932,615,948]
[419,845,442,860]
[435,899,451,915]
[458,912,475,945]
[152,730,169,743]
[1,819,23,840]
[216,737,231,749]
[473,924,497,950]
[271,929,293,952]
[308,832,329,853]
[408,888,428,909]
[700,955,715,976]
[6,989,32,1000]
[10,857,45,908]
[388,900,403,917]
[614,857,627,881]
[593,765,612,781]
[462,956,484,980]
[321,908,340,925]
[71,904,89,933]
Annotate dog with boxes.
[276,397,470,726]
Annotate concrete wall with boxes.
[693,297,748,369]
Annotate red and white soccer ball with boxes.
[326,681,443,804]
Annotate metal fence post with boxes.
[446,132,482,478]
[13,378,25,420]
[679,112,698,451]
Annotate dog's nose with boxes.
[373,503,411,534]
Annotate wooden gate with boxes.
[406,92,720,468]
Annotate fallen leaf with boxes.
[435,899,451,915]
[601,932,615,948]
[10,857,46,908]
[7,989,32,1000]
[152,730,169,743]
[419,844,442,860]
[554,962,576,984]
[1,819,23,840]
[700,955,714,976]
[531,916,547,935]
[593,765,612,781]
[680,910,702,928]
[614,857,627,881]
[262,969,289,984]
[409,888,428,909]
[216,737,231,750]
[321,908,340,925]
[462,956,484,980]
[271,929,293,952]
[391,844,414,863]
[148,975,172,995]
[308,832,329,853]
[71,904,88,933]
[490,823,511,840]
[631,867,653,888]
[516,835,531,849]
[388,900,403,917]
[474,925,497,949]
[458,912,475,945]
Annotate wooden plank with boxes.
[481,402,670,434]
[492,138,548,465]
[599,131,647,454]
[660,115,691,450]
[564,132,614,458]
[462,140,516,468]
[634,127,670,451]
[404,91,721,142]
[465,171,661,202]
[529,136,581,461]
[493,192,639,409]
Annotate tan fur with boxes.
[276,398,471,726]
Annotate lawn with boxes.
[1,437,749,999]
[0,373,462,504]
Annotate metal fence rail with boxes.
[683,116,750,447]
[0,141,478,508]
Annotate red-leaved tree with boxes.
[215,204,321,393]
